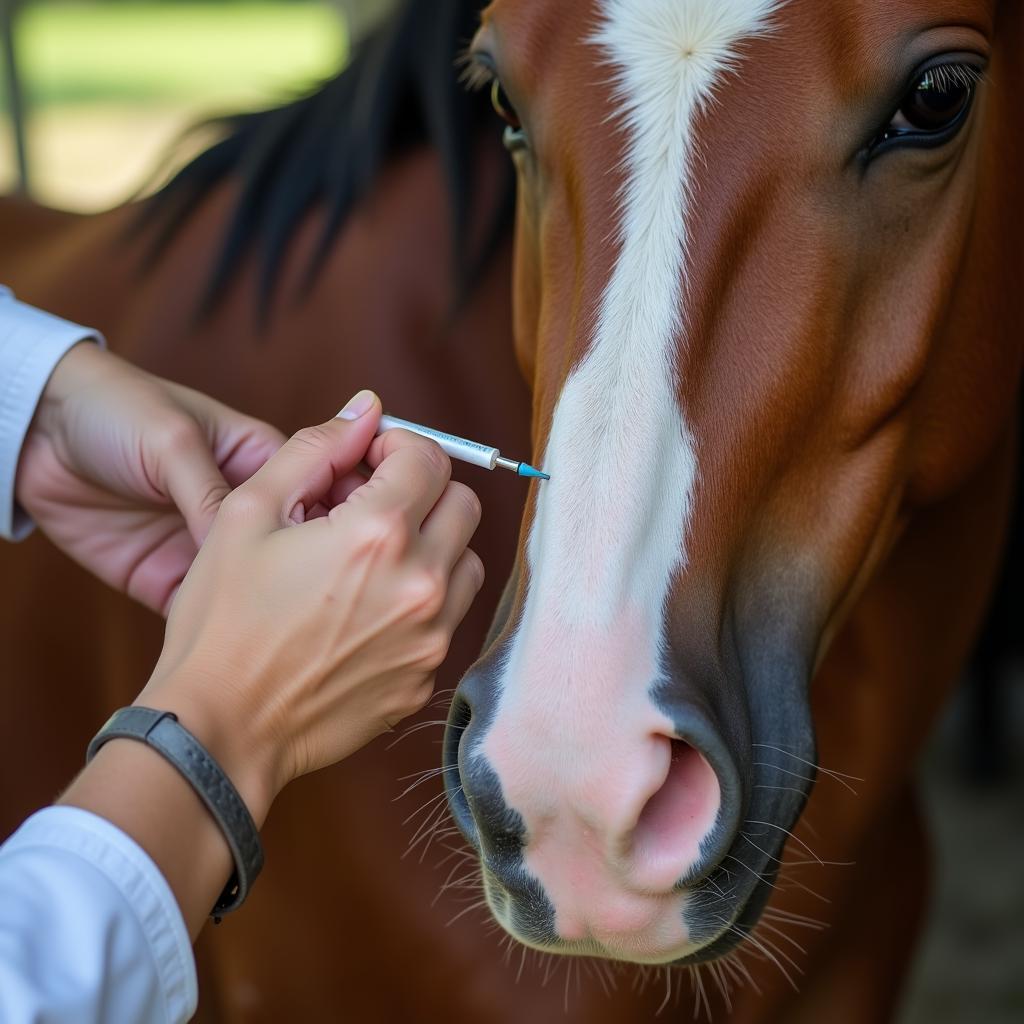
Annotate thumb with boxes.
[161,431,232,545]
[233,390,381,530]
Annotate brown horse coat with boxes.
[2,0,1022,1019]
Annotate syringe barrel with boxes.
[377,414,498,470]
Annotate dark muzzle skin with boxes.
[443,568,817,965]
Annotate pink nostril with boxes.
[632,739,721,889]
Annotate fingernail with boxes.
[337,390,376,421]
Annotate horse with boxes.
[440,0,1023,1019]
[0,1,684,1019]
[0,0,1019,1021]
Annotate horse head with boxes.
[444,0,1022,964]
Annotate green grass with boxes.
[9,2,348,109]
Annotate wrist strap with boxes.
[86,706,264,920]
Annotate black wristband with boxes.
[86,706,264,920]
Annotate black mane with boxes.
[141,0,513,319]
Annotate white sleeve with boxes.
[0,806,197,1024]
[0,285,106,541]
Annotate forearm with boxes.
[58,666,281,941]
[58,738,236,941]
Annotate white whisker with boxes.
[752,743,861,794]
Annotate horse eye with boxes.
[896,65,975,130]
[490,79,521,131]
[870,60,982,155]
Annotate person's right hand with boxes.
[135,390,484,824]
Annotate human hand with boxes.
[15,343,285,614]
[135,391,484,823]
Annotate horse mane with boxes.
[140,0,513,320]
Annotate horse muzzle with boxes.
[442,653,766,964]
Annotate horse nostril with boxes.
[443,692,477,844]
[632,738,723,890]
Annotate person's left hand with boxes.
[15,343,285,614]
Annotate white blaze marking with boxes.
[478,0,780,955]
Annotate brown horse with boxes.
[442,0,1023,1019]
[0,2,681,1020]
[0,1,1020,1022]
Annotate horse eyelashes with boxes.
[868,58,985,157]
[458,48,497,92]
[918,63,985,92]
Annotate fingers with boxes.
[301,467,369,522]
[172,381,286,487]
[118,522,194,616]
[343,429,451,528]
[161,434,233,545]
[436,548,486,634]
[218,419,287,489]
[361,426,446,476]
[420,481,482,572]
[230,394,381,531]
[160,386,286,541]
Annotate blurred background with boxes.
[1,2,1022,1020]
[0,0,400,209]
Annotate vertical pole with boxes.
[1,0,29,194]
